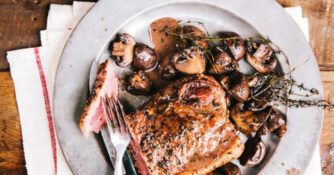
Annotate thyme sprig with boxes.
[249,72,333,110]
[160,21,333,110]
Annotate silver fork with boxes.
[102,97,131,175]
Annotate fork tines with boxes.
[102,97,128,133]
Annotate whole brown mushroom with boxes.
[218,32,246,61]
[226,39,246,61]
[257,109,286,136]
[246,43,277,73]
[248,74,272,95]
[208,47,239,74]
[112,33,136,67]
[219,71,249,102]
[230,103,269,137]
[125,70,152,95]
[244,87,272,111]
[208,163,241,175]
[219,163,241,175]
[239,137,266,167]
[245,74,273,111]
[172,47,206,74]
[182,25,208,49]
[133,43,158,70]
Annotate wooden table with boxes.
[0,0,333,174]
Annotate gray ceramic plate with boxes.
[54,0,323,174]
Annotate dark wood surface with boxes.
[0,0,97,71]
[0,0,333,174]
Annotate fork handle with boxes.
[114,151,124,175]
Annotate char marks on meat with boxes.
[80,59,118,136]
[125,74,244,175]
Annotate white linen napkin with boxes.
[7,2,94,175]
[6,2,321,175]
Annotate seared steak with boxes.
[125,74,244,175]
[80,59,118,136]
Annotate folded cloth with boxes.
[7,2,94,175]
[6,2,321,175]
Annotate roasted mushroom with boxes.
[208,163,241,175]
[219,163,241,175]
[125,70,151,95]
[159,62,179,80]
[226,39,246,61]
[244,87,272,111]
[133,43,158,70]
[239,137,266,167]
[219,71,249,102]
[181,25,208,49]
[249,74,272,95]
[244,74,272,111]
[230,103,269,137]
[246,43,277,73]
[208,47,239,74]
[218,32,246,61]
[257,109,286,136]
[172,47,206,74]
[112,33,136,67]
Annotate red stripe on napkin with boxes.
[34,47,57,174]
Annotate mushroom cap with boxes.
[210,163,241,175]
[125,70,152,95]
[249,74,272,96]
[239,137,266,167]
[257,109,285,136]
[219,71,249,102]
[182,25,208,49]
[112,33,136,67]
[245,74,273,111]
[208,47,239,74]
[218,32,246,61]
[230,103,269,137]
[172,47,206,74]
[226,39,246,61]
[133,43,158,70]
[229,72,249,102]
[246,43,277,73]
[215,50,233,67]
[219,163,241,175]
